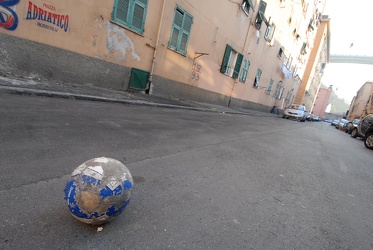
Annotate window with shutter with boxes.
[233,53,243,79]
[266,79,274,94]
[239,59,250,83]
[221,45,232,74]
[264,22,276,43]
[255,0,267,30]
[112,0,148,34]
[168,6,193,55]
[220,44,243,78]
[278,87,284,99]
[253,69,262,88]
[242,0,255,17]
[273,84,280,98]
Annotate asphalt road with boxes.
[1,94,372,249]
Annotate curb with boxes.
[0,85,256,115]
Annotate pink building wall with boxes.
[313,87,332,118]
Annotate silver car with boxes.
[283,104,307,122]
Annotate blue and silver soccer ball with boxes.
[64,157,133,225]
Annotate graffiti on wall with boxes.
[25,1,69,32]
[0,0,20,31]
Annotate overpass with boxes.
[329,54,373,64]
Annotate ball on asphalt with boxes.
[64,157,133,225]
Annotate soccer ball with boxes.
[64,157,133,225]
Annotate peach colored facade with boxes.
[313,86,332,118]
[294,16,330,112]
[347,82,373,120]
[0,0,328,111]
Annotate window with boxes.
[254,0,267,30]
[278,87,284,99]
[302,2,309,15]
[293,64,298,77]
[273,83,280,98]
[277,46,284,58]
[301,42,307,55]
[242,0,255,17]
[320,63,326,74]
[239,59,250,83]
[288,8,293,25]
[308,18,314,31]
[264,22,276,43]
[285,91,292,101]
[220,44,243,79]
[253,68,262,88]
[112,0,148,34]
[266,78,274,95]
[286,56,293,69]
[169,6,193,55]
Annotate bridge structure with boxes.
[329,54,373,64]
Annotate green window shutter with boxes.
[174,8,184,28]
[273,84,280,97]
[233,53,243,79]
[131,1,147,33]
[254,68,262,88]
[113,0,130,25]
[179,32,189,53]
[220,44,232,73]
[267,79,274,94]
[183,13,193,33]
[239,59,250,83]
[112,0,147,34]
[169,26,180,49]
[169,6,193,55]
[178,13,192,54]
[264,26,271,40]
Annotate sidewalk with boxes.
[0,75,277,117]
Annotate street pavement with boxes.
[1,75,373,249]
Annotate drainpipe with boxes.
[148,0,166,95]
[228,3,256,106]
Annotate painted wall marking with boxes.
[25,1,69,32]
[0,0,20,31]
[192,63,201,81]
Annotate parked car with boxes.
[331,120,339,126]
[283,104,307,122]
[344,119,360,134]
[336,119,349,129]
[313,116,320,122]
[351,114,373,150]
[306,113,314,121]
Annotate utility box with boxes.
[129,68,150,91]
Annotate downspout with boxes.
[147,0,166,95]
[228,3,255,106]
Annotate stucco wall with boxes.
[0,33,130,89]
[0,0,326,111]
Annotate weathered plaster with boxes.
[105,21,140,62]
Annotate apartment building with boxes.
[294,15,330,112]
[347,81,373,120]
[0,0,327,111]
[312,85,332,118]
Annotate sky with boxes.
[322,0,373,103]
